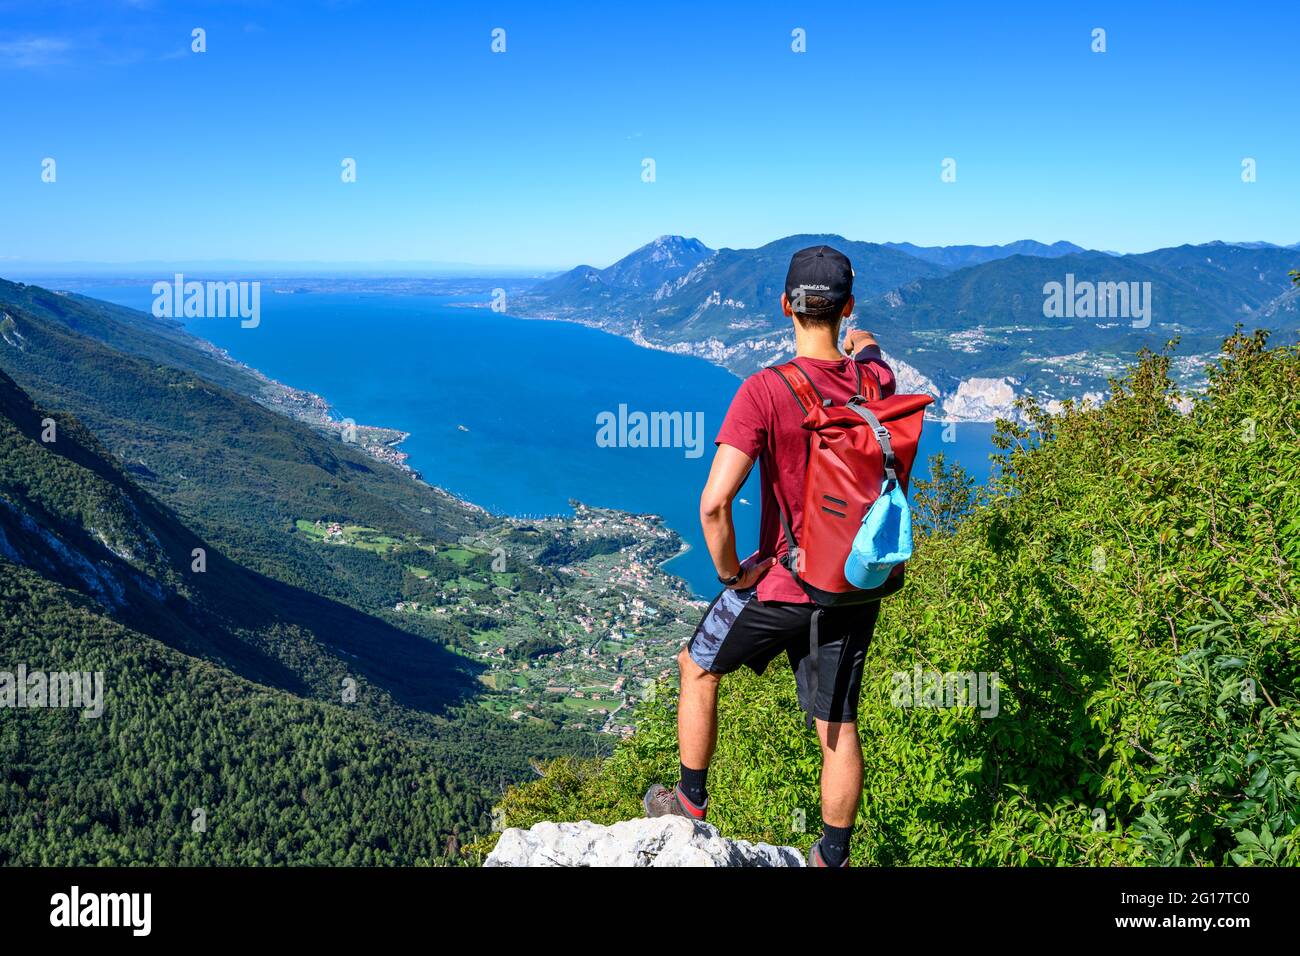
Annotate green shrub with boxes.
[490,332,1300,866]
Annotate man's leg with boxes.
[646,587,773,819]
[801,602,879,866]
[677,645,722,770]
[644,646,720,818]
[810,718,863,867]
[816,718,863,827]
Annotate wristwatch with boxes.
[717,568,742,587]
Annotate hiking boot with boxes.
[642,783,707,820]
[808,839,850,867]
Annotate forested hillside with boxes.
[491,331,1300,866]
[0,366,475,721]
[1,564,476,865]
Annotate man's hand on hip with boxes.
[729,554,776,590]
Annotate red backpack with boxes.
[768,360,934,605]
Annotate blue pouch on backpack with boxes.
[843,479,913,590]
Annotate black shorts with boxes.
[686,587,880,723]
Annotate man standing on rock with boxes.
[644,245,895,868]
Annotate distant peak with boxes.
[650,235,709,250]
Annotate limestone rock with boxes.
[484,816,805,867]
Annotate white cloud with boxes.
[0,36,73,68]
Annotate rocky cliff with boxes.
[485,816,805,867]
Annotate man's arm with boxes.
[700,443,775,590]
[843,328,897,397]
[843,328,878,354]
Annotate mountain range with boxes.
[511,236,1300,419]
[880,239,1093,269]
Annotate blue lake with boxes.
[66,284,998,597]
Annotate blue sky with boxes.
[1,0,1296,270]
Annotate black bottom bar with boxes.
[0,865,1292,942]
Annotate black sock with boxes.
[678,763,708,807]
[820,823,853,866]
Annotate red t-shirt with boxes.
[715,347,897,603]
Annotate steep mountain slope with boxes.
[0,560,479,865]
[0,366,475,723]
[0,281,271,397]
[590,234,714,289]
[490,332,1300,866]
[530,235,714,299]
[0,370,497,862]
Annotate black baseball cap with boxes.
[785,245,854,318]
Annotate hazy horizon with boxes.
[4,234,1298,280]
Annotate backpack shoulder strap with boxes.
[851,358,882,402]
[768,361,825,414]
